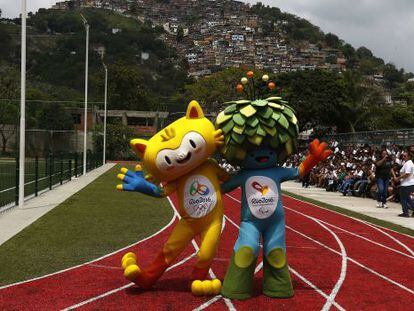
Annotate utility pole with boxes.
[102,59,108,165]
[18,0,26,207]
[80,14,89,175]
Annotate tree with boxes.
[93,121,135,160]
[356,46,373,59]
[0,68,19,154]
[325,33,341,49]
[0,103,18,154]
[176,26,184,43]
[383,63,404,89]
[180,67,249,112]
[37,104,74,130]
[108,63,156,110]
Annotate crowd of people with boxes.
[285,140,414,218]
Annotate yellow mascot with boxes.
[117,100,227,295]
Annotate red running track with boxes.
[1,190,413,310]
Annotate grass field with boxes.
[0,164,174,286]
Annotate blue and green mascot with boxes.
[216,71,331,299]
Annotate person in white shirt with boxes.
[397,151,414,217]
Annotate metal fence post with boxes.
[60,159,63,185]
[81,152,84,175]
[35,156,39,197]
[49,153,53,190]
[15,155,19,205]
[69,159,72,181]
[74,152,78,177]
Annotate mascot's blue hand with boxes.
[117,167,162,197]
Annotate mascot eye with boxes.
[165,156,172,165]
[189,139,197,148]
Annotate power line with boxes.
[0,99,104,104]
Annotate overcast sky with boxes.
[1,0,413,72]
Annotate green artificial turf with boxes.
[0,164,174,286]
[283,191,414,237]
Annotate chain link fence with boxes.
[0,151,102,212]
[0,100,105,212]
[321,128,414,146]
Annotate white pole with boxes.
[82,17,89,175]
[103,63,108,165]
[18,0,26,208]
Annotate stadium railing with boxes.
[0,151,102,213]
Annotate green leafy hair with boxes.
[215,73,299,164]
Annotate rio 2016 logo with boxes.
[189,181,210,196]
[251,181,269,196]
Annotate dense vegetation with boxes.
[0,4,413,142]
[0,7,189,133]
[182,68,414,133]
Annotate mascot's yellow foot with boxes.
[124,264,141,282]
[121,252,137,269]
[191,279,222,296]
[121,252,141,282]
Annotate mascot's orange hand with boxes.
[309,139,332,162]
[299,139,332,177]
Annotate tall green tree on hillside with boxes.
[0,68,19,153]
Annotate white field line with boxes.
[61,252,197,311]
[225,194,346,311]
[193,295,223,311]
[361,221,414,257]
[312,219,347,311]
[195,214,264,311]
[284,206,414,260]
[287,225,414,295]
[0,212,177,290]
[283,193,414,241]
[280,198,414,295]
[166,197,236,311]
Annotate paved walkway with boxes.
[283,181,414,231]
[0,163,116,246]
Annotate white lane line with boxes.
[287,225,414,295]
[225,194,346,311]
[193,295,222,311]
[289,267,345,311]
[61,252,197,311]
[284,206,414,260]
[195,215,264,311]
[283,193,414,241]
[362,221,414,257]
[166,197,236,311]
[0,212,178,290]
[280,198,414,296]
[88,264,122,270]
[312,218,347,311]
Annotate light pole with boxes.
[102,59,108,165]
[80,14,89,175]
[18,0,26,208]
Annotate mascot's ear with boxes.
[186,100,204,119]
[130,139,148,158]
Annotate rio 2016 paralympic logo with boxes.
[190,181,210,196]
[252,181,269,196]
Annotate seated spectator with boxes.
[325,167,338,192]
